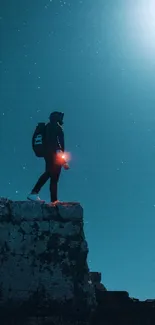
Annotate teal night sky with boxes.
[1,0,155,300]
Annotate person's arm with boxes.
[57,126,65,152]
[57,126,69,169]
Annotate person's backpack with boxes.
[32,123,46,157]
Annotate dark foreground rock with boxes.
[92,290,155,325]
[0,198,96,324]
[0,198,155,325]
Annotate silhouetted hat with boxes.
[49,111,64,124]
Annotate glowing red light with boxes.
[56,151,71,165]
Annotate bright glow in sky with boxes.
[127,0,155,56]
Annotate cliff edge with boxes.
[0,198,96,323]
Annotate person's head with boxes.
[49,111,64,126]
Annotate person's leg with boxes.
[28,157,50,201]
[31,171,50,194]
[50,168,61,202]
[48,158,62,203]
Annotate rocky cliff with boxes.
[0,198,96,324]
[0,198,155,325]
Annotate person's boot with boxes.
[27,193,45,203]
[47,200,61,207]
[51,200,60,206]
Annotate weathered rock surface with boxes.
[1,198,155,325]
[0,198,96,323]
[89,272,107,292]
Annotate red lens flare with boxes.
[56,151,71,165]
